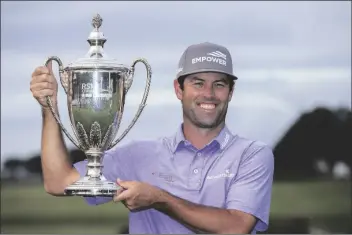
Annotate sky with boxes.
[1,1,351,166]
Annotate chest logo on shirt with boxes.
[206,168,234,180]
[152,172,174,182]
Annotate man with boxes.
[30,42,274,234]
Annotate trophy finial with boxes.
[86,13,107,56]
[92,14,103,30]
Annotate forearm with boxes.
[154,191,244,234]
[41,106,74,194]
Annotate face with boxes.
[174,72,234,129]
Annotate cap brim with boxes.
[177,68,238,80]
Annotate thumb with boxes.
[114,189,130,202]
[117,178,133,189]
[46,60,53,74]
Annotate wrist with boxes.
[42,106,53,114]
[41,104,59,120]
[153,188,170,210]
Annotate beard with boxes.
[182,100,229,129]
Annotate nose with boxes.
[202,83,215,99]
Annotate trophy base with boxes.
[64,176,121,197]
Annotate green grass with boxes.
[2,224,120,234]
[269,180,351,217]
[1,180,351,234]
[1,183,128,234]
[1,184,128,221]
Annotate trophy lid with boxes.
[67,14,128,70]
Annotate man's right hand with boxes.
[30,61,58,109]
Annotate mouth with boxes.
[197,103,217,111]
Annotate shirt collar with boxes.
[171,124,234,153]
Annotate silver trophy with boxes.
[44,14,152,197]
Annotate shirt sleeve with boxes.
[73,148,128,206]
[225,143,274,232]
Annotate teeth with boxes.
[200,104,215,110]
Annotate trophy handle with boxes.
[44,56,81,149]
[109,58,152,148]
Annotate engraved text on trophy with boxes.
[70,70,124,150]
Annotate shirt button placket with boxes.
[190,152,203,189]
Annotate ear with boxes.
[174,79,183,101]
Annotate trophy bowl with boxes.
[44,14,152,197]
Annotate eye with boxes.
[215,82,226,88]
[193,82,204,88]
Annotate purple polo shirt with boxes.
[74,125,274,234]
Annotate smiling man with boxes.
[30,42,274,234]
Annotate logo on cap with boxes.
[191,50,227,66]
[207,51,227,60]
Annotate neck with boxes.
[182,120,225,150]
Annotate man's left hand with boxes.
[113,179,163,211]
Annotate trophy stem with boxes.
[64,149,120,197]
[85,150,104,180]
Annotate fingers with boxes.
[30,66,57,92]
[32,66,51,77]
[113,190,139,211]
[30,68,57,93]
[117,179,134,189]
[113,186,125,198]
[30,65,59,108]
[113,188,124,202]
[30,78,56,99]
[113,189,132,206]
[32,89,55,100]
[31,72,56,84]
[114,190,129,202]
[113,180,135,205]
[30,81,55,91]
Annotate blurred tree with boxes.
[273,107,352,181]
[3,158,25,180]
[24,155,42,176]
[3,149,87,180]
[336,108,352,168]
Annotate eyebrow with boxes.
[189,76,229,84]
[189,76,204,82]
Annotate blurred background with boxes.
[1,1,351,234]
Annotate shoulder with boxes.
[231,135,274,169]
[104,137,169,157]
